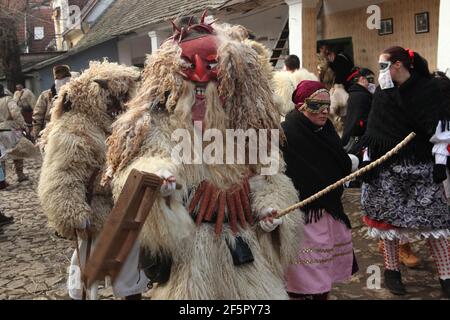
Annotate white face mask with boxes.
[378,60,394,90]
[368,83,376,94]
[55,77,71,93]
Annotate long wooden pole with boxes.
[276,132,417,218]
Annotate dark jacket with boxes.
[330,53,354,90]
[342,84,372,147]
[282,111,352,228]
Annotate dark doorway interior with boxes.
[317,37,354,62]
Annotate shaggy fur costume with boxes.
[38,61,140,239]
[330,84,349,137]
[105,24,304,300]
[273,69,319,116]
[318,54,335,90]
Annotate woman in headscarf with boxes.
[282,80,359,300]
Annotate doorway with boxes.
[317,37,354,63]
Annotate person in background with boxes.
[273,55,318,116]
[0,150,14,229]
[0,84,28,183]
[360,46,450,297]
[284,54,301,72]
[32,65,72,140]
[342,67,375,152]
[327,47,354,91]
[317,44,335,90]
[0,105,13,229]
[13,84,36,137]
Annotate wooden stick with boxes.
[276,132,416,218]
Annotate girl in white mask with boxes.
[378,60,395,90]
[360,46,450,298]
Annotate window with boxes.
[34,27,45,40]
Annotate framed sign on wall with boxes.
[415,12,430,34]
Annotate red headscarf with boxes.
[292,80,327,110]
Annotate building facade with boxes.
[19,0,450,94]
[12,0,56,53]
[284,0,449,74]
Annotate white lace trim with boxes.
[366,227,450,242]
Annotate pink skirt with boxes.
[286,211,354,295]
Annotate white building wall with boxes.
[224,5,289,63]
[118,34,152,67]
[438,0,450,74]
[117,38,133,66]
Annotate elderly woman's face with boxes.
[301,90,330,127]
[303,107,329,127]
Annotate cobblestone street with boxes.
[0,159,448,300]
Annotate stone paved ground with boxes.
[0,160,448,300]
[333,188,449,300]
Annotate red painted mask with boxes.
[179,34,219,128]
[179,35,219,85]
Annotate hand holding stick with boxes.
[276,133,417,219]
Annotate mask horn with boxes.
[94,79,109,90]
[200,10,208,24]
[171,20,181,32]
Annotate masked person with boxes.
[104,15,303,299]
[37,61,147,300]
[32,65,72,140]
[282,80,359,300]
[360,46,450,297]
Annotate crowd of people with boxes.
[0,65,75,228]
[0,16,450,300]
[277,45,450,298]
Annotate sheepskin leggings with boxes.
[383,239,450,279]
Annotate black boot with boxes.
[384,269,406,295]
[0,181,9,190]
[0,211,14,227]
[124,294,142,300]
[439,279,450,299]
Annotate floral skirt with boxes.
[361,161,450,240]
